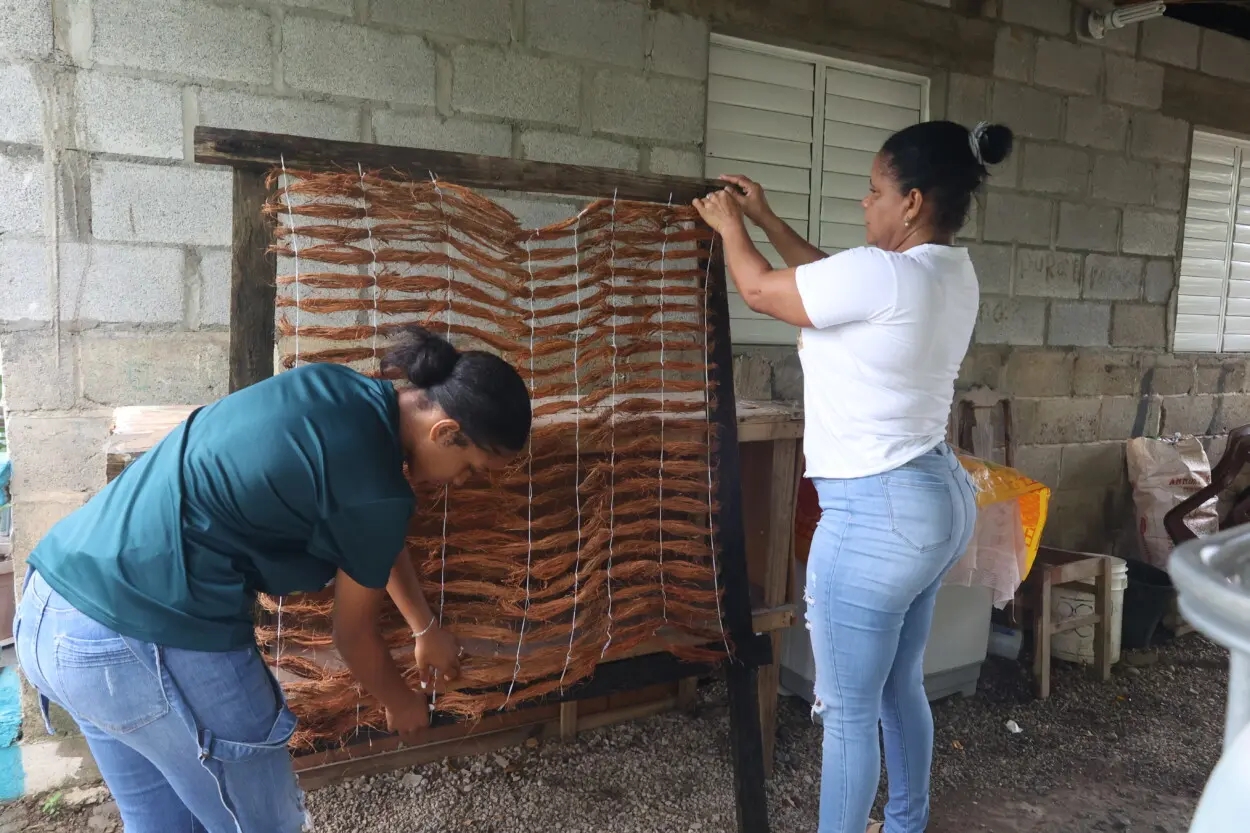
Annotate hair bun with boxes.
[976,123,1014,167]
[381,325,460,388]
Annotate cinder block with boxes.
[0,0,52,58]
[452,46,581,127]
[1056,203,1119,253]
[983,193,1052,246]
[0,63,42,145]
[1100,395,1158,441]
[1000,0,1071,36]
[1003,348,1074,397]
[1015,248,1081,298]
[372,112,512,157]
[1088,20,1139,56]
[993,27,1034,82]
[196,247,230,328]
[772,352,803,401]
[649,147,703,178]
[1105,55,1164,110]
[1216,392,1250,434]
[285,0,354,13]
[989,145,1021,188]
[1160,394,1217,436]
[58,242,185,324]
[990,82,1062,141]
[1014,397,1102,446]
[967,243,1013,295]
[1083,255,1144,301]
[1140,17,1200,69]
[371,0,512,43]
[1034,38,1102,96]
[0,330,77,410]
[733,353,772,401]
[1201,30,1250,85]
[77,331,228,407]
[1012,445,1061,488]
[1196,358,1248,396]
[1143,355,1194,396]
[1020,143,1088,196]
[1048,301,1111,348]
[90,160,231,246]
[1058,442,1126,490]
[649,11,709,80]
[1112,304,1167,348]
[75,72,183,159]
[283,17,435,105]
[200,90,361,143]
[1074,351,1141,397]
[1064,97,1128,152]
[1143,259,1174,304]
[7,414,111,495]
[0,152,45,234]
[958,345,1008,390]
[1129,112,1190,163]
[0,237,50,321]
[94,0,271,84]
[521,131,640,171]
[591,71,704,143]
[1122,210,1179,257]
[527,0,646,69]
[9,494,88,568]
[1090,156,1153,206]
[1153,165,1185,211]
[947,73,989,126]
[974,296,1046,346]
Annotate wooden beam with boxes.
[229,168,277,392]
[195,127,722,205]
[559,702,579,741]
[704,255,771,833]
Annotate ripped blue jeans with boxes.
[805,443,977,833]
[15,569,308,833]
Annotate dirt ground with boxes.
[0,634,1227,833]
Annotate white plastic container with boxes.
[1049,555,1128,666]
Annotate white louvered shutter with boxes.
[1176,132,1250,353]
[704,36,928,346]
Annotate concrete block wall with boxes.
[0,0,709,794]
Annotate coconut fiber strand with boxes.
[262,167,730,751]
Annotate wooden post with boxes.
[1034,568,1053,699]
[229,169,276,392]
[559,702,579,741]
[1094,557,1114,683]
[677,677,698,712]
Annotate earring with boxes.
[905,219,911,227]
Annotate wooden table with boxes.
[105,399,806,782]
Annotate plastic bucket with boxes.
[1050,555,1128,666]
[1121,559,1175,651]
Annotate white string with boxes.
[657,196,672,625]
[562,207,589,686]
[702,236,729,655]
[602,191,619,659]
[507,234,540,706]
[429,172,453,710]
[358,164,379,362]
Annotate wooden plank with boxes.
[559,702,579,741]
[1034,569,1053,700]
[195,127,721,205]
[704,254,771,833]
[677,677,699,712]
[1094,558,1114,683]
[229,169,277,392]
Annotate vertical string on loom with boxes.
[356,162,378,737]
[562,208,588,687]
[657,197,672,625]
[702,235,730,655]
[507,234,539,706]
[429,171,453,711]
[602,190,619,658]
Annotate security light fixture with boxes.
[1086,1,1168,39]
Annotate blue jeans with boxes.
[15,570,307,832]
[806,443,977,833]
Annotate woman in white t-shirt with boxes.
[694,120,1014,833]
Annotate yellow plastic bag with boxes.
[958,455,1051,582]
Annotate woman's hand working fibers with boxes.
[414,622,462,690]
[717,174,774,226]
[693,188,748,238]
[386,691,430,742]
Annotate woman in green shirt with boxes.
[15,325,531,833]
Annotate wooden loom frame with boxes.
[195,127,772,833]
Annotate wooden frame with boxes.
[194,127,770,833]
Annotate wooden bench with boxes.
[1021,547,1115,699]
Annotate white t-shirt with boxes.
[794,244,979,480]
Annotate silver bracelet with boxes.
[413,617,436,638]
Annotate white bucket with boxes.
[1050,555,1128,666]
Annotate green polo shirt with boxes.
[29,363,414,651]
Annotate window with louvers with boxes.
[704,35,929,345]
[1175,131,1250,353]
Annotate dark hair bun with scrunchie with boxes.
[381,325,461,388]
[381,324,531,455]
[881,120,1016,237]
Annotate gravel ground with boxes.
[0,634,1228,833]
